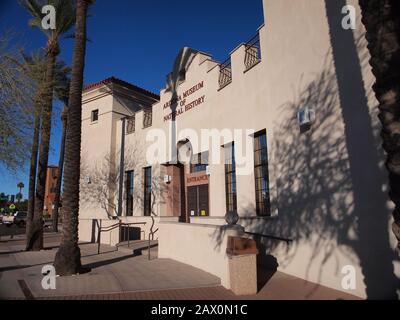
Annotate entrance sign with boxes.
[187,174,209,186]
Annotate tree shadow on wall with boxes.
[246,45,397,299]
[212,28,399,298]
[325,0,399,299]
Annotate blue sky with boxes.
[0,0,264,199]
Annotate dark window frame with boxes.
[224,143,237,213]
[143,167,152,216]
[143,107,152,128]
[91,109,99,122]
[254,130,271,216]
[126,170,134,216]
[126,115,135,134]
[190,151,209,173]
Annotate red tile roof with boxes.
[83,77,160,100]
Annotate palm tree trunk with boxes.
[26,100,41,250]
[54,0,91,275]
[359,0,400,248]
[52,109,67,232]
[29,44,59,251]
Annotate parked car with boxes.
[3,211,28,227]
[14,211,28,227]
[2,213,15,226]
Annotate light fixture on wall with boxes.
[85,176,91,184]
[164,175,172,184]
[297,106,316,133]
[297,106,316,126]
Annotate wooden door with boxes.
[187,185,209,217]
[187,186,198,217]
[198,184,209,217]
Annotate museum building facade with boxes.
[78,0,400,299]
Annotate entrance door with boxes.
[198,184,209,217]
[187,185,209,217]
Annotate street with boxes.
[0,222,54,240]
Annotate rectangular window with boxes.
[254,131,271,216]
[190,151,209,173]
[143,167,152,216]
[126,115,135,134]
[91,109,99,122]
[126,171,134,216]
[143,107,152,128]
[224,143,237,212]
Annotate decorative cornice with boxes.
[83,76,160,100]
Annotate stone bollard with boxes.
[226,236,258,295]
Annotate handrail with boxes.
[244,32,261,71]
[118,222,147,250]
[244,231,293,245]
[218,57,232,89]
[97,220,147,254]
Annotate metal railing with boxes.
[97,220,147,254]
[244,231,292,245]
[218,58,232,89]
[244,33,261,71]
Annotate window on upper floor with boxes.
[190,151,209,173]
[91,109,99,122]
[143,107,152,128]
[126,115,135,134]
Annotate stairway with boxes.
[117,240,158,258]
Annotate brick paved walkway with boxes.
[0,232,359,300]
[36,281,359,300]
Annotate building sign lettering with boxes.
[163,81,205,122]
[186,174,209,185]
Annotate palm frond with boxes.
[52,0,76,38]
[16,49,71,105]
[20,0,76,40]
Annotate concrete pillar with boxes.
[226,236,258,295]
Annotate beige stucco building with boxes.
[78,0,400,299]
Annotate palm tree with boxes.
[54,0,93,275]
[16,50,71,249]
[16,182,24,203]
[21,0,75,251]
[52,106,68,232]
[358,1,400,249]
[17,182,24,194]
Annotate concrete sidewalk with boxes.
[0,236,220,299]
[0,234,359,300]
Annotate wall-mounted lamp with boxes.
[297,106,316,133]
[164,175,172,184]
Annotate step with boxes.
[117,240,158,257]
[140,246,159,259]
